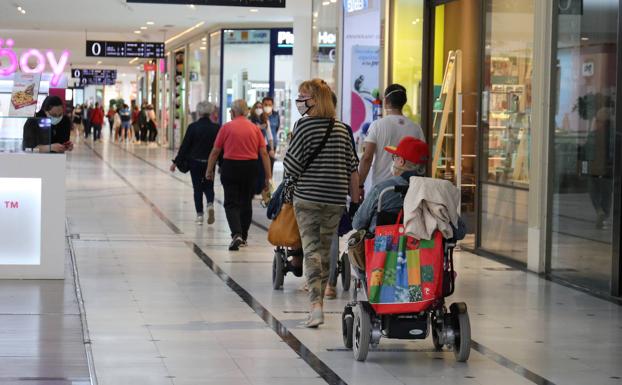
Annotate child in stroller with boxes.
[342,137,470,362]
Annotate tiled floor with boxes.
[60,141,622,385]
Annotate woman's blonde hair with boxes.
[299,78,336,118]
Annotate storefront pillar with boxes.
[292,0,313,120]
[527,0,554,273]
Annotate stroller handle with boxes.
[377,185,409,213]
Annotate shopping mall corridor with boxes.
[61,141,622,385]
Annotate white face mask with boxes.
[255,108,263,116]
[48,114,62,125]
[264,106,273,114]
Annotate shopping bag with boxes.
[267,203,302,248]
[365,212,444,314]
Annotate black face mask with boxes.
[296,99,313,116]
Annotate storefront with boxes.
[387,0,621,297]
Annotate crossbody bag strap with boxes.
[301,118,335,174]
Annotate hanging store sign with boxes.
[344,0,368,13]
[127,0,285,7]
[71,68,117,85]
[0,38,69,87]
[86,40,165,59]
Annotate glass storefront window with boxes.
[311,0,338,91]
[550,0,619,293]
[221,29,270,123]
[188,38,208,123]
[480,0,534,262]
[208,31,221,107]
[391,0,425,124]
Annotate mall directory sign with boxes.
[86,40,165,59]
[127,0,285,7]
[71,69,117,85]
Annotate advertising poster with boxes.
[9,73,41,117]
[341,0,380,142]
[350,45,380,137]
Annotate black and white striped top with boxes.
[284,117,359,205]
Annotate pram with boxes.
[341,185,471,362]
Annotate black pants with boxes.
[147,122,157,142]
[93,124,102,141]
[588,175,612,217]
[221,159,258,240]
[84,121,91,138]
[189,159,215,214]
[139,125,148,142]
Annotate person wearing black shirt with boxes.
[170,101,220,225]
[22,96,73,153]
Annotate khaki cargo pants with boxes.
[294,199,344,305]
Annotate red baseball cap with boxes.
[384,137,429,165]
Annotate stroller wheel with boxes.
[272,250,285,290]
[352,305,371,361]
[450,303,471,362]
[340,252,351,291]
[342,307,354,349]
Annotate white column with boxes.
[292,0,313,122]
[527,0,554,273]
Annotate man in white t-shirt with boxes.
[359,84,425,189]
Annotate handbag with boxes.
[267,118,335,247]
[173,157,190,174]
[365,211,444,315]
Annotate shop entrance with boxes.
[428,0,482,249]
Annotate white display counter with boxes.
[0,153,65,279]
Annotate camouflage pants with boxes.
[293,199,344,305]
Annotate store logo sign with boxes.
[4,201,19,209]
[318,31,337,45]
[344,0,368,13]
[277,30,294,47]
[0,38,70,87]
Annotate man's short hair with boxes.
[230,99,249,116]
[262,96,274,104]
[196,101,215,117]
[384,84,408,109]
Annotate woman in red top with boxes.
[90,102,105,142]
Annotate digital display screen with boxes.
[126,0,285,7]
[86,41,165,58]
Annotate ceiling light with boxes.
[134,30,141,34]
[146,21,154,25]
[200,47,207,50]
[140,26,147,30]
[322,1,329,5]
[20,9,26,14]
[122,73,127,77]
[188,4,195,9]
[330,0,337,2]
[129,57,139,64]
[165,21,204,45]
[581,37,589,41]
[97,61,102,65]
[249,8,259,12]
[17,6,22,11]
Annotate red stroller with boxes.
[341,185,471,362]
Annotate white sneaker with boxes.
[207,205,215,225]
[195,214,204,225]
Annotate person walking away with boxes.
[112,109,122,143]
[262,96,280,168]
[90,102,104,142]
[284,79,360,328]
[138,103,149,143]
[250,101,275,194]
[131,104,140,143]
[585,107,614,229]
[106,105,116,139]
[84,104,92,139]
[72,104,83,142]
[22,95,74,153]
[119,104,131,143]
[206,99,272,251]
[146,105,158,144]
[170,101,220,225]
[358,84,425,191]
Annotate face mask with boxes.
[296,99,312,116]
[264,106,273,114]
[255,108,263,116]
[49,115,62,125]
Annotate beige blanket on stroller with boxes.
[403,177,460,240]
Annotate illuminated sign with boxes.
[86,40,165,59]
[0,38,70,87]
[344,0,368,13]
[0,178,41,265]
[72,68,117,85]
[318,31,337,46]
[277,30,294,48]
